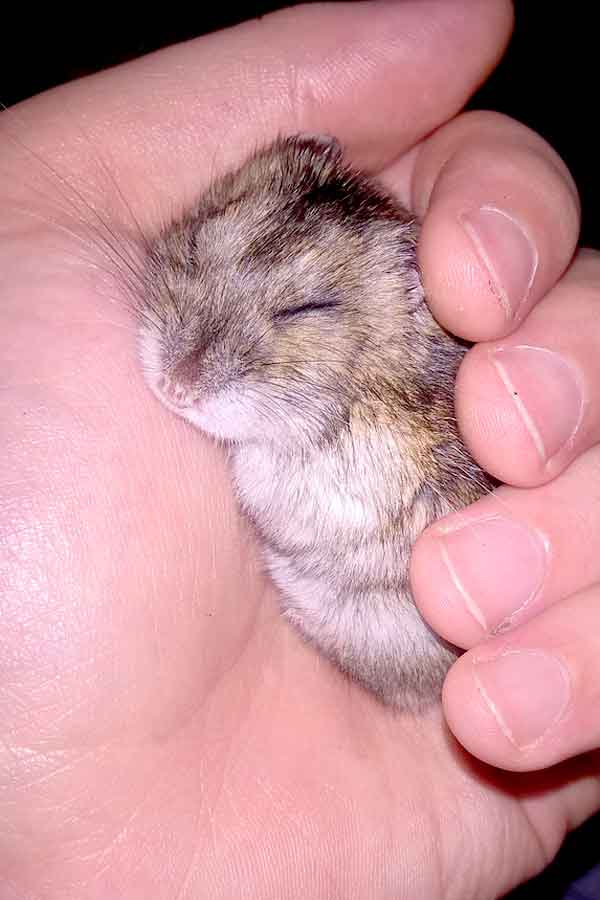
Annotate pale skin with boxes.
[1,1,599,898]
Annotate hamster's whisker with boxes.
[254,384,335,434]
[242,321,276,353]
[5,185,145,297]
[5,202,155,323]
[135,307,164,332]
[0,119,157,319]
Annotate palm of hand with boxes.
[0,222,591,899]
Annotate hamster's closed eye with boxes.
[273,297,342,320]
[137,133,495,712]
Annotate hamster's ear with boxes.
[286,132,345,185]
[293,133,343,160]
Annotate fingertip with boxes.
[443,655,496,756]
[443,641,577,773]
[442,650,525,771]
[411,527,487,649]
[455,340,587,487]
[418,209,513,342]
[413,112,580,343]
[454,343,545,486]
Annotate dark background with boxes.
[2,3,598,898]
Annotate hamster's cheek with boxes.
[182,390,264,442]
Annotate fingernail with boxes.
[473,650,571,749]
[438,517,548,632]
[461,206,538,320]
[492,346,584,462]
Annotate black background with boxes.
[2,3,598,897]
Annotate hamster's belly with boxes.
[230,439,456,709]
[230,435,434,593]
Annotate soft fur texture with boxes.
[138,135,494,711]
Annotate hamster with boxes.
[137,134,495,711]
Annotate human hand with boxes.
[1,2,598,898]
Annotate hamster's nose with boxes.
[156,374,191,409]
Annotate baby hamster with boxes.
[137,134,494,711]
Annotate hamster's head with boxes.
[138,135,423,447]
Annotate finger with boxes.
[455,248,600,486]
[442,581,600,771]
[2,0,512,222]
[407,110,580,342]
[411,444,600,649]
